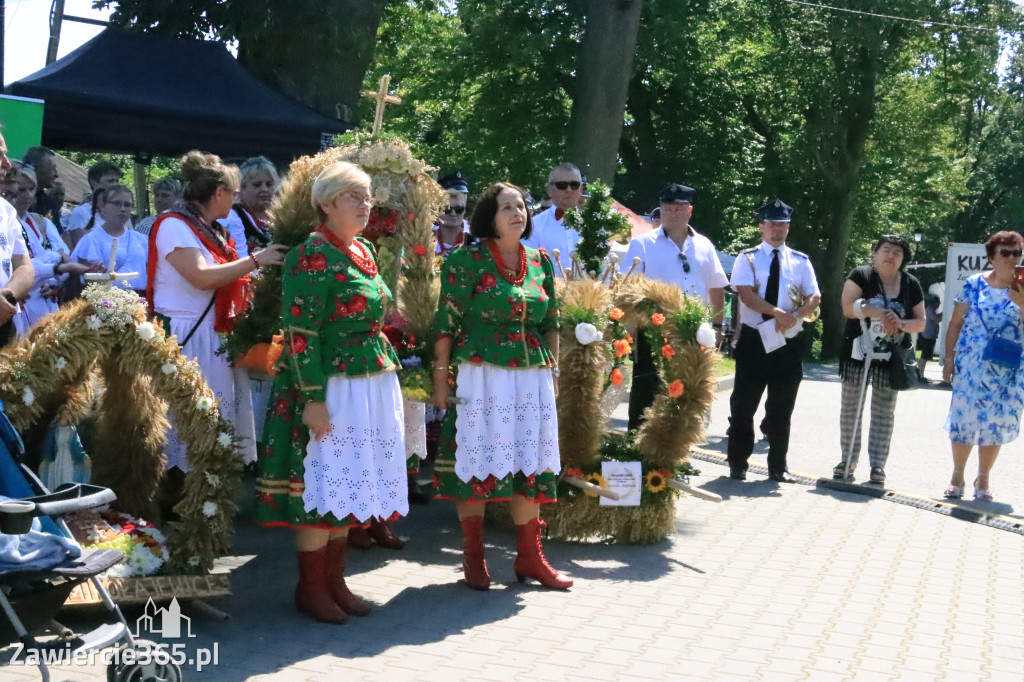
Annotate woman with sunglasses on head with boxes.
[835,235,925,485]
[70,185,149,297]
[941,231,1024,501]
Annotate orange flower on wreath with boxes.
[661,344,675,360]
[651,313,666,326]
[609,307,624,321]
[613,339,632,358]
[609,367,624,386]
[668,380,685,398]
[564,467,583,479]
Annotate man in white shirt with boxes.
[624,183,729,430]
[435,172,470,256]
[0,133,36,345]
[726,199,821,483]
[522,162,583,275]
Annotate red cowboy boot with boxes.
[347,525,373,549]
[513,518,573,590]
[295,548,348,624]
[325,538,372,616]
[459,516,490,590]
[367,517,405,550]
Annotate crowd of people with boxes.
[0,129,1021,624]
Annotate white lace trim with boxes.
[404,399,427,460]
[303,372,409,523]
[453,364,561,483]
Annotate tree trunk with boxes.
[236,0,389,123]
[566,0,644,183]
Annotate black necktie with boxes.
[762,248,780,321]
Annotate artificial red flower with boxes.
[610,367,624,386]
[292,334,308,354]
[613,339,632,358]
[407,213,416,221]
[609,307,624,321]
[651,313,666,326]
[662,344,675,359]
[290,304,301,318]
[413,244,427,256]
[668,380,684,398]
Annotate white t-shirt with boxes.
[153,217,217,318]
[522,206,579,275]
[70,226,149,291]
[66,203,133,232]
[730,241,820,328]
[15,213,65,333]
[0,199,29,290]
[218,207,251,259]
[625,226,728,304]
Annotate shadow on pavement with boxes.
[697,476,785,501]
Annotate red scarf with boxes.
[147,210,250,333]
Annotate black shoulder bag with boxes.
[877,271,919,391]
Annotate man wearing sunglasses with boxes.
[436,172,470,257]
[624,183,728,430]
[523,162,583,274]
[727,199,821,483]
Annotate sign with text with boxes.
[939,242,990,360]
[599,460,642,507]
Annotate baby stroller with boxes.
[0,403,180,681]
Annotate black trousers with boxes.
[727,325,805,474]
[628,332,659,431]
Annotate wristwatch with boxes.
[551,366,561,377]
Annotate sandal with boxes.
[974,473,993,502]
[943,468,965,499]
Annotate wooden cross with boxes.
[83,236,138,284]
[362,75,402,136]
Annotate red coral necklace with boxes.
[317,225,378,276]
[486,239,527,285]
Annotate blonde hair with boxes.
[310,161,370,219]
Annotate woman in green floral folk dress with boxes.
[256,162,408,624]
[430,182,572,591]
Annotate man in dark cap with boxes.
[436,172,470,257]
[624,184,728,430]
[727,199,820,482]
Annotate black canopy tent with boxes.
[6,28,351,162]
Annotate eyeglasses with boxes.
[678,252,691,274]
[997,248,1022,258]
[341,192,372,206]
[550,181,581,191]
[443,205,466,215]
[107,201,134,209]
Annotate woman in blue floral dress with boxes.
[942,231,1024,501]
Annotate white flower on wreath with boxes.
[54,357,67,370]
[86,315,102,331]
[136,321,156,341]
[196,396,214,411]
[161,362,176,375]
[22,387,34,406]
[205,472,221,488]
[696,322,717,348]
[217,432,232,448]
[574,322,603,346]
[202,501,218,518]
[188,556,201,567]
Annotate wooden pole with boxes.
[47,0,66,65]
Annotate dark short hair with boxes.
[985,230,1024,259]
[87,160,123,185]
[872,234,913,270]
[470,182,533,241]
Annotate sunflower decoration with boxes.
[645,469,670,493]
[583,472,609,497]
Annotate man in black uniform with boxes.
[726,200,821,482]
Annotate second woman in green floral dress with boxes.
[431,182,572,591]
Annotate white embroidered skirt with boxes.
[453,363,561,483]
[165,316,256,471]
[303,371,408,523]
[404,399,427,461]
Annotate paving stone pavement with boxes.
[5,365,1024,681]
